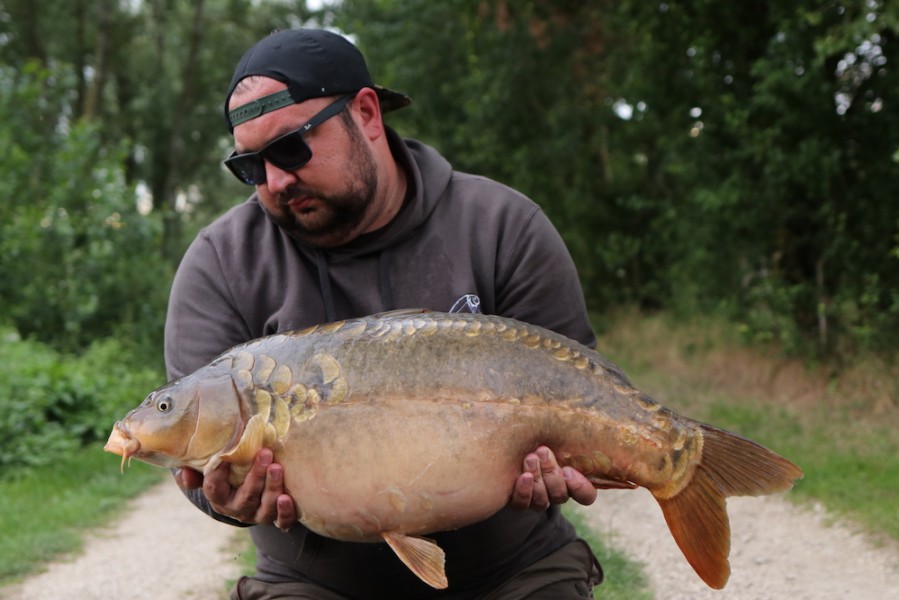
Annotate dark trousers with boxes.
[231,539,602,600]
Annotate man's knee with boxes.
[482,539,602,599]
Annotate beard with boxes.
[267,119,379,247]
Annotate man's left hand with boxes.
[509,446,598,511]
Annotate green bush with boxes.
[0,329,164,477]
[0,61,170,354]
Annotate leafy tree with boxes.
[332,0,638,303]
[0,0,311,350]
[608,0,899,355]
[0,0,310,264]
[331,0,899,356]
[0,0,895,358]
[0,61,168,351]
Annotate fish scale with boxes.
[105,309,802,591]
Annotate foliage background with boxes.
[0,0,896,472]
[333,0,899,357]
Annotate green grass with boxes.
[565,507,653,599]
[224,529,257,593]
[703,401,899,540]
[597,310,899,544]
[0,443,163,584]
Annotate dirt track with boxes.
[2,481,246,600]
[575,489,899,599]
[4,481,899,599]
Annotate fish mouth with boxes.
[104,421,141,472]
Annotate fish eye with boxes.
[156,395,174,412]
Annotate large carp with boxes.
[105,310,802,590]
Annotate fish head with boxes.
[104,371,243,472]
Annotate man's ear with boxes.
[352,87,385,141]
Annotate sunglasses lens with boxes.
[225,154,266,185]
[224,133,313,186]
[266,133,312,171]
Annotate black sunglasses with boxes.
[224,94,354,185]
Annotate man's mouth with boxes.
[287,196,316,212]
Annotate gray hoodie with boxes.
[164,129,596,599]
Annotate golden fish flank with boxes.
[270,364,293,394]
[239,351,351,432]
[104,309,802,592]
[288,384,319,422]
[232,351,254,372]
[272,396,291,438]
[253,354,277,383]
[253,389,272,421]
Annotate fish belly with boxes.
[277,397,559,542]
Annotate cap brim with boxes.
[375,85,412,113]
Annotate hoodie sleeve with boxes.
[164,230,253,380]
[494,206,597,349]
[164,230,255,526]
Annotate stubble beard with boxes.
[269,121,379,247]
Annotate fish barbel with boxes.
[104,310,802,590]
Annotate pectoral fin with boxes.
[219,415,266,486]
[382,531,448,590]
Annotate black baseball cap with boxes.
[224,28,411,132]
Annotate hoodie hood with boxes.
[280,127,452,259]
[259,126,454,321]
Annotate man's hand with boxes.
[509,446,597,511]
[174,448,296,530]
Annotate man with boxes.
[166,28,602,599]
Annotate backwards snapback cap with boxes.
[225,29,411,132]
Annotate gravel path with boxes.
[4,481,899,599]
[2,480,246,600]
[575,489,899,599]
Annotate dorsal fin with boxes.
[371,308,432,319]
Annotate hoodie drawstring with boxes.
[313,249,394,323]
[314,250,337,323]
[378,250,394,311]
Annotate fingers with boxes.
[509,469,537,511]
[174,467,203,490]
[509,450,551,511]
[260,465,297,530]
[562,466,598,506]
[202,449,293,526]
[275,492,297,531]
[535,446,569,504]
[510,446,598,511]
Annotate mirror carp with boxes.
[105,309,802,590]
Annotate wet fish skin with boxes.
[105,310,803,590]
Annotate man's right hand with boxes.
[175,448,297,530]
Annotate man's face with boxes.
[229,81,379,247]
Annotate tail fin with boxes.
[653,424,803,589]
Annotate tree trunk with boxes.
[83,0,113,120]
[160,0,207,266]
